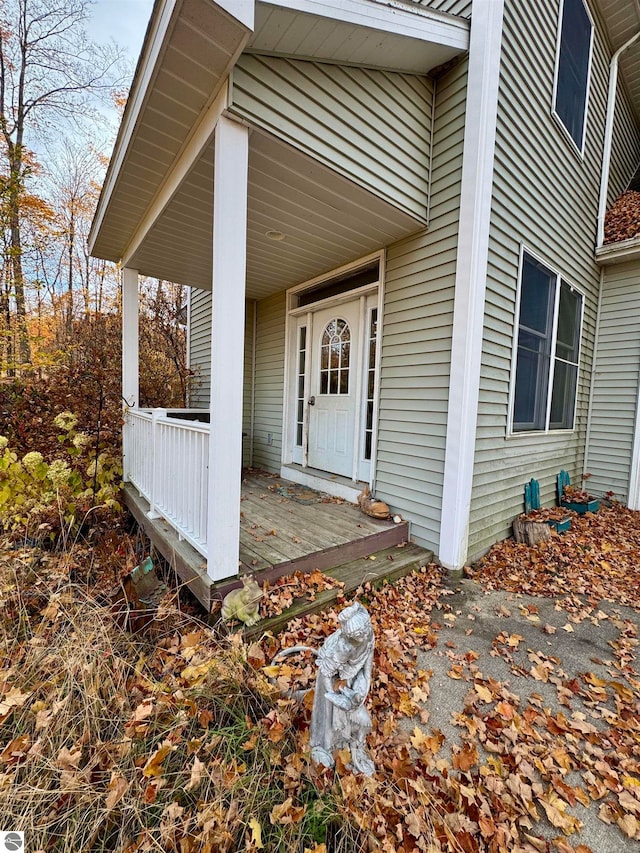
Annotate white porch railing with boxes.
[124,409,210,557]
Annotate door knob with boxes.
[308,396,316,406]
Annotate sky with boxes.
[86,0,155,63]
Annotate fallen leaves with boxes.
[604,190,640,243]
[260,570,345,619]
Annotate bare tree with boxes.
[0,0,122,366]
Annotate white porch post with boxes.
[122,267,139,483]
[439,0,504,570]
[207,115,249,581]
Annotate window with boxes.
[512,251,582,433]
[553,0,593,152]
[363,308,378,461]
[295,326,307,447]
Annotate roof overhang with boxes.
[248,0,469,74]
[89,0,253,261]
[89,0,470,295]
[596,236,640,265]
[597,0,640,123]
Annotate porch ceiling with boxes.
[247,0,469,74]
[126,127,422,299]
[89,0,470,289]
[89,0,251,262]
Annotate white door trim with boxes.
[282,251,385,488]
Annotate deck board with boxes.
[123,471,410,610]
[245,542,433,637]
[239,471,401,570]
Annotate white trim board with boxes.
[89,0,179,253]
[282,251,385,489]
[439,0,505,571]
[280,464,364,503]
[122,84,229,268]
[258,0,469,49]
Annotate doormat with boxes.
[276,484,324,504]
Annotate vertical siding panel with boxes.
[587,261,640,501]
[188,292,256,467]
[468,0,640,558]
[188,288,211,408]
[243,302,255,466]
[229,56,432,222]
[252,291,286,472]
[375,59,467,553]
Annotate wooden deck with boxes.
[237,471,408,580]
[123,470,411,611]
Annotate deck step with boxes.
[245,542,434,637]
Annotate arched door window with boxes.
[320,318,350,394]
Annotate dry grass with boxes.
[0,551,359,852]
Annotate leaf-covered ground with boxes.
[1,503,640,852]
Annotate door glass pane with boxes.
[295,325,307,447]
[363,308,377,460]
[320,318,350,395]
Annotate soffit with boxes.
[248,0,469,74]
[597,0,640,122]
[90,0,250,261]
[127,129,423,299]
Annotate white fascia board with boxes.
[439,0,505,571]
[217,0,254,29]
[259,0,469,50]
[595,238,640,265]
[89,0,179,253]
[122,83,229,269]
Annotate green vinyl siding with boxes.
[187,289,255,466]
[375,60,467,553]
[252,291,286,473]
[586,262,640,502]
[188,288,212,409]
[468,0,640,558]
[229,56,432,224]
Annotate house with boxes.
[88,0,640,608]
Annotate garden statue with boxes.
[221,575,262,626]
[309,602,376,776]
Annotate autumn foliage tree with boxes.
[0,0,122,369]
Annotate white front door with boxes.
[307,301,361,477]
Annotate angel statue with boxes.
[309,602,376,776]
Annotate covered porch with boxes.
[88,0,469,597]
[122,441,412,609]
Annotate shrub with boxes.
[0,411,121,541]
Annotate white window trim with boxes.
[282,250,385,489]
[506,244,585,438]
[550,0,595,159]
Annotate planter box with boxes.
[561,499,599,514]
[547,517,572,533]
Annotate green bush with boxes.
[0,411,121,539]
